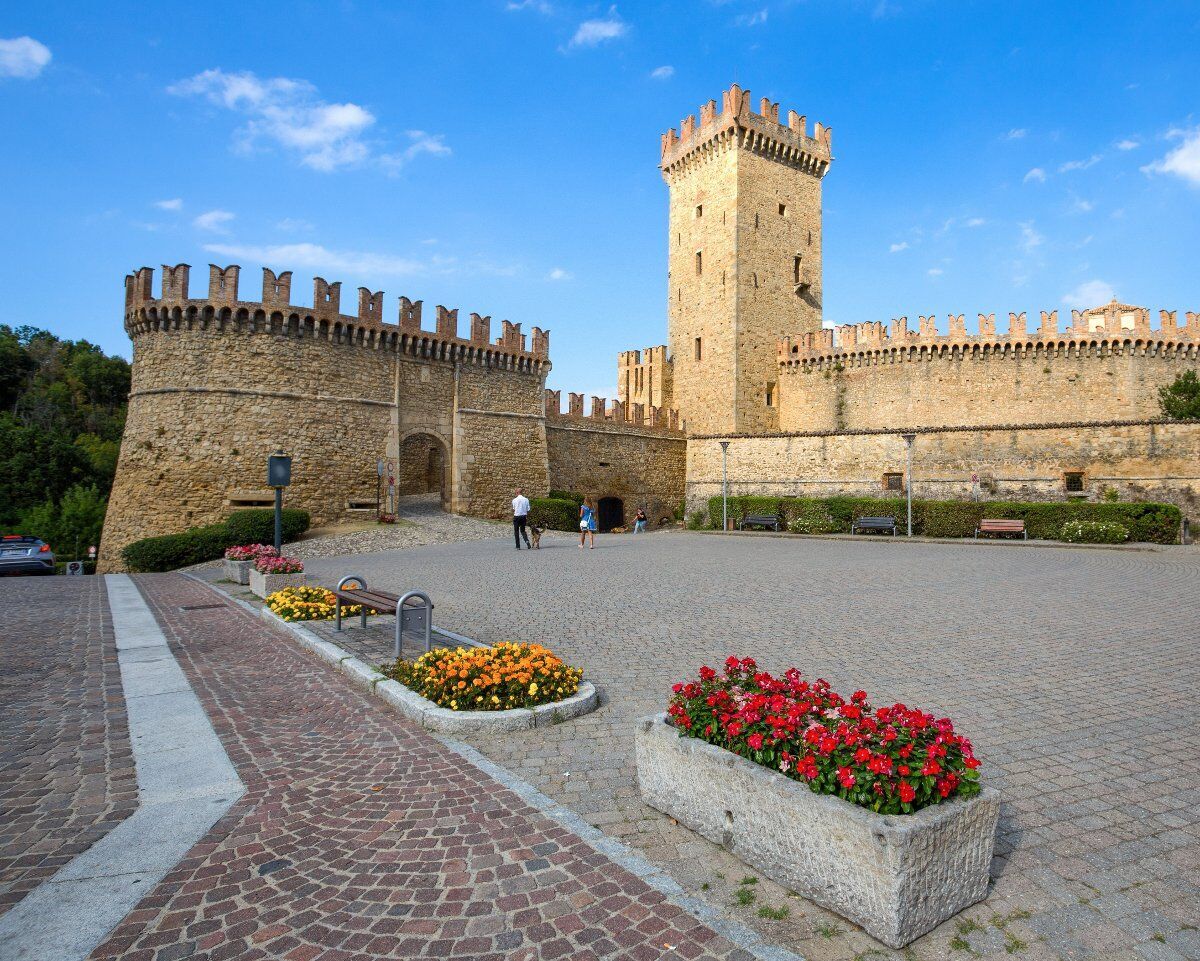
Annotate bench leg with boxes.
[335,599,342,632]
[361,606,367,629]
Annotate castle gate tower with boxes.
[660,84,833,434]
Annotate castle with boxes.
[99,84,1199,566]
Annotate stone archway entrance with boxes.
[396,432,449,509]
[597,496,625,532]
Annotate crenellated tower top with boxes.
[660,83,833,181]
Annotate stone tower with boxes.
[660,84,833,434]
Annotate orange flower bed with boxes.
[382,642,583,711]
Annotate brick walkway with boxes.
[294,532,1200,961]
[0,577,137,917]
[91,573,755,961]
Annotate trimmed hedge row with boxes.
[122,508,311,572]
[529,497,579,532]
[704,495,1181,544]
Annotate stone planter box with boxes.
[224,558,252,585]
[376,678,599,733]
[249,569,309,599]
[635,714,1000,948]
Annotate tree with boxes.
[1159,370,1200,420]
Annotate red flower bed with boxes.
[667,657,981,815]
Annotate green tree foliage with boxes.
[1158,370,1200,420]
[0,325,130,550]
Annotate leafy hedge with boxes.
[529,497,579,532]
[1061,520,1129,544]
[705,495,1180,544]
[122,508,311,572]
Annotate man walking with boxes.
[512,487,532,550]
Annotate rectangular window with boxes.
[765,383,775,407]
[1064,472,1085,492]
[695,250,702,275]
[793,255,803,286]
[883,473,904,492]
[696,204,703,218]
[694,337,703,361]
[779,203,787,217]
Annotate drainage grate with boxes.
[179,603,226,611]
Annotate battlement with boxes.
[660,83,833,179]
[544,389,682,434]
[123,263,551,372]
[779,302,1200,368]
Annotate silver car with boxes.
[0,535,56,575]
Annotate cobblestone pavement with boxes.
[295,532,1200,961]
[90,573,760,961]
[0,576,137,916]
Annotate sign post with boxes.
[901,434,916,537]
[376,459,385,518]
[719,440,731,532]
[387,460,395,515]
[267,450,292,552]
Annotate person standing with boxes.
[512,488,532,550]
[634,507,648,533]
[579,496,596,550]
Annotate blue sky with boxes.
[2,1,1198,400]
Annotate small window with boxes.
[696,204,703,218]
[779,203,787,217]
[765,383,775,407]
[752,272,759,289]
[695,251,702,275]
[755,212,760,229]
[793,255,803,286]
[1064,472,1085,492]
[807,229,813,245]
[883,473,904,492]
[694,337,703,361]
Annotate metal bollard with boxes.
[335,573,368,632]
[395,591,434,659]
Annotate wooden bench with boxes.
[975,519,1027,540]
[331,575,434,656]
[852,516,899,536]
[740,513,783,532]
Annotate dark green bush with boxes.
[122,523,232,572]
[707,495,1180,544]
[225,508,310,545]
[1061,520,1129,544]
[529,497,579,532]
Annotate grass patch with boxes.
[740,875,758,885]
[816,923,842,939]
[734,888,756,906]
[757,905,789,921]
[1004,933,1028,954]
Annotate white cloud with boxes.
[168,68,447,174]
[547,267,572,281]
[888,241,909,253]
[1068,196,1095,214]
[0,36,51,79]
[567,7,628,48]
[1115,138,1140,151]
[1061,279,1115,308]
[193,209,235,232]
[1142,128,1200,186]
[734,8,768,26]
[203,242,425,278]
[1058,154,1101,173]
[275,217,314,233]
[1005,128,1027,140]
[649,65,675,80]
[966,217,986,227]
[506,0,553,10]
[154,198,183,211]
[926,268,943,277]
[1018,221,1044,253]
[379,131,452,172]
[1023,167,1046,184]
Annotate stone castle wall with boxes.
[777,308,1200,432]
[686,421,1200,519]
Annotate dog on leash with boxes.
[529,525,544,549]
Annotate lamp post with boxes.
[900,433,915,537]
[719,440,731,532]
[376,459,385,518]
[267,450,292,552]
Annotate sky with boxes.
[2,0,1198,401]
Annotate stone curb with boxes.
[255,605,600,734]
[695,529,1161,552]
[182,574,800,961]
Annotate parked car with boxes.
[0,535,56,575]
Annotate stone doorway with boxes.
[597,496,625,532]
[396,433,449,509]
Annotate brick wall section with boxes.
[685,421,1200,519]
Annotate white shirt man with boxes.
[512,489,532,549]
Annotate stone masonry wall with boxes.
[685,421,1200,521]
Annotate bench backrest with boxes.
[745,514,780,521]
[857,516,896,526]
[980,519,1025,530]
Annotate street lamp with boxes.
[719,440,731,532]
[900,433,915,537]
[267,450,292,552]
